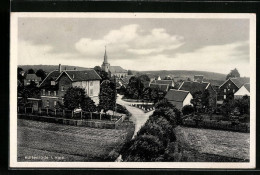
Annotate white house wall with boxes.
[234,86,250,99]
[183,93,193,106]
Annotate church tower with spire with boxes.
[101,46,110,73]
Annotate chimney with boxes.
[74,67,77,70]
[59,64,62,73]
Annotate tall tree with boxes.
[63,87,85,110]
[99,80,116,113]
[94,66,110,82]
[128,70,133,75]
[27,68,35,74]
[36,69,47,80]
[226,68,240,80]
[125,77,144,99]
[142,87,151,103]
[17,67,25,83]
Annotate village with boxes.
[17,48,250,162]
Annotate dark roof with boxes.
[204,79,225,86]
[110,66,127,73]
[165,89,190,102]
[151,80,174,86]
[25,74,41,81]
[179,81,209,94]
[244,83,250,92]
[39,70,60,88]
[230,77,250,88]
[64,70,101,81]
[150,83,169,92]
[39,69,101,88]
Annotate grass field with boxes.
[175,126,250,161]
[18,119,134,162]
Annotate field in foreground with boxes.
[18,119,134,162]
[175,126,250,161]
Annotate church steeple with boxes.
[101,46,110,73]
[104,46,108,63]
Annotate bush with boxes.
[182,105,194,116]
[121,134,165,162]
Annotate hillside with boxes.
[18,65,90,73]
[133,70,227,81]
[19,65,230,81]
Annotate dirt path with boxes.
[116,94,154,138]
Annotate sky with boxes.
[18,17,250,76]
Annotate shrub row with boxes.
[182,118,249,133]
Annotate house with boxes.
[164,89,193,110]
[194,75,204,83]
[150,83,169,92]
[234,83,250,99]
[39,64,101,109]
[24,73,42,86]
[218,77,250,101]
[178,81,217,107]
[149,80,174,92]
[101,48,128,78]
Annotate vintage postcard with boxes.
[10,12,256,168]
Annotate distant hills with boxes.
[19,65,237,82]
[18,65,90,73]
[133,70,227,81]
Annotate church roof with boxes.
[110,66,127,73]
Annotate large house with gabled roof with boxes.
[178,81,217,107]
[219,77,250,101]
[39,64,101,109]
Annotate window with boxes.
[224,89,226,93]
[42,89,45,95]
[233,89,235,93]
[48,91,51,96]
[46,100,49,107]
[90,89,93,96]
[54,101,57,107]
[61,85,64,91]
[224,95,226,99]
[51,81,55,85]
[90,81,93,86]
[54,91,56,96]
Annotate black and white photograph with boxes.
[10,13,256,168]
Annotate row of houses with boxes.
[162,75,250,110]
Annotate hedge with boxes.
[182,118,249,133]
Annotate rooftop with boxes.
[165,89,190,102]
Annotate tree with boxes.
[226,68,240,80]
[234,95,250,115]
[99,80,116,113]
[94,66,110,82]
[27,68,35,74]
[150,87,159,103]
[64,87,85,110]
[36,69,47,80]
[220,97,236,119]
[125,76,144,99]
[182,105,194,115]
[17,67,25,83]
[138,74,150,83]
[190,91,203,113]
[128,70,133,75]
[142,87,151,103]
[82,96,97,112]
